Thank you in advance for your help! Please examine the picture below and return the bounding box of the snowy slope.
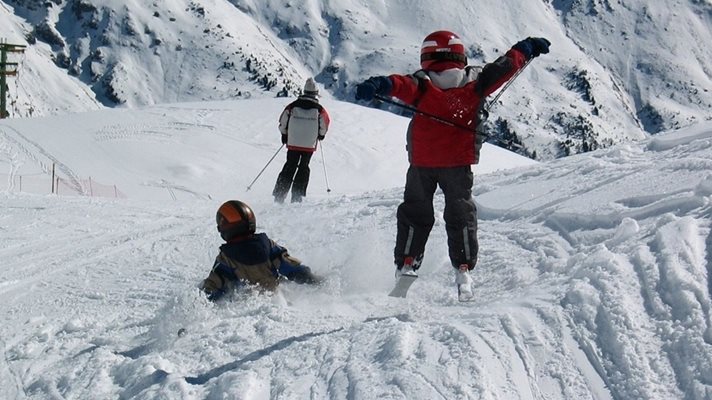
[0,98,534,201]
[1,100,710,399]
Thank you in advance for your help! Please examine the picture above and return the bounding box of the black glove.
[281,135,287,144]
[355,76,392,101]
[512,37,551,59]
[474,131,489,165]
[474,108,490,165]
[317,135,325,141]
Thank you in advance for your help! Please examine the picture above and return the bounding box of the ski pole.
[246,144,284,191]
[374,95,474,132]
[484,58,532,112]
[319,142,331,193]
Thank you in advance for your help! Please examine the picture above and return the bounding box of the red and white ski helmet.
[420,30,467,71]
[216,200,256,240]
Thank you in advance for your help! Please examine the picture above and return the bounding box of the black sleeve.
[473,55,516,96]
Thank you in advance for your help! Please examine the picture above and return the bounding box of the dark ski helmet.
[216,200,256,240]
[420,30,467,71]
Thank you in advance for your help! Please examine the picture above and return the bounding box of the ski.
[457,286,475,302]
[388,271,418,298]
[455,265,474,302]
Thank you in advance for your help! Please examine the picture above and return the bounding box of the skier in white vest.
[273,77,331,203]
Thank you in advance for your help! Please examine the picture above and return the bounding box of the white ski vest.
[285,107,319,149]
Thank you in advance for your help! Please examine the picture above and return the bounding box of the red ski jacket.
[388,48,528,167]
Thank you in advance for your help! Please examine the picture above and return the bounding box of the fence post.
[88,177,93,196]
[51,163,55,194]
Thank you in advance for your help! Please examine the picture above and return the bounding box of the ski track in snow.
[0,103,711,399]
[0,191,614,400]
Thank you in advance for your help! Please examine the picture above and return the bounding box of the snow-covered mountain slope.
[0,99,710,399]
[1,0,711,160]
[0,98,535,201]
[0,1,102,116]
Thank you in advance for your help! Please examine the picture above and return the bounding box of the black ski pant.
[394,165,478,270]
[273,150,312,202]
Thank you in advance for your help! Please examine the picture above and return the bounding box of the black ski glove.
[355,76,392,101]
[474,109,490,165]
[318,135,325,141]
[512,37,551,59]
[281,134,288,144]
[474,131,489,165]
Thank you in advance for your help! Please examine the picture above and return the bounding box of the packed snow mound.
[1,98,710,398]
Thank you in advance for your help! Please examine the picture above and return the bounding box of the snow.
[1,98,710,399]
[0,99,712,399]
[3,0,712,160]
[1,0,711,397]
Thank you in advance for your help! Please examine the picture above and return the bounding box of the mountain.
[1,0,711,160]
[1,98,711,399]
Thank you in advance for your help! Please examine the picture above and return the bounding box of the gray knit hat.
[303,77,319,97]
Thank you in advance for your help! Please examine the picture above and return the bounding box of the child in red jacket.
[355,32,550,299]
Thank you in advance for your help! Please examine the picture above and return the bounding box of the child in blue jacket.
[201,200,320,301]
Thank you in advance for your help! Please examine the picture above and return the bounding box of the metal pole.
[246,144,284,191]
[319,142,331,193]
[374,95,473,131]
[0,40,26,119]
[0,42,7,119]
[484,59,532,112]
